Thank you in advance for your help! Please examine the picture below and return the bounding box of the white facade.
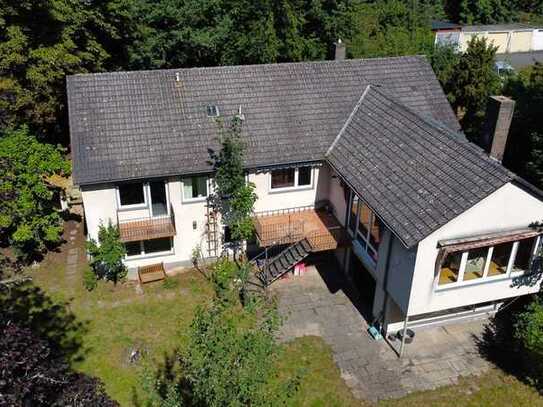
[82,164,543,329]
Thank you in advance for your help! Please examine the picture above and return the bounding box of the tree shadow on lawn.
[0,282,89,363]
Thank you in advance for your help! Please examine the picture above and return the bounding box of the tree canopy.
[0,126,70,259]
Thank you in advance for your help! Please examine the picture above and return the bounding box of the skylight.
[206,105,220,117]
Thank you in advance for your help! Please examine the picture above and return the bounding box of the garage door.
[533,30,543,51]
[487,32,509,53]
[510,31,532,53]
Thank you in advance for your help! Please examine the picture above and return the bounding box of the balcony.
[253,203,348,252]
[117,205,175,243]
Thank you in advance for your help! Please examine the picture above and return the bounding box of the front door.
[150,181,168,217]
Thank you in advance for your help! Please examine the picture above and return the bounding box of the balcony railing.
[253,203,348,251]
[117,205,175,242]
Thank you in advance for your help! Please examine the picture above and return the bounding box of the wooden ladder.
[206,203,219,258]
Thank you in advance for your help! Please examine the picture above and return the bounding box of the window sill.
[182,196,208,204]
[125,250,175,261]
[118,204,148,212]
[435,271,534,292]
[269,185,313,194]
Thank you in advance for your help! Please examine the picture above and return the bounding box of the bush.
[515,297,543,387]
[87,221,127,285]
[83,267,98,291]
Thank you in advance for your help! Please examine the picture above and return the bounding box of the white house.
[67,48,543,335]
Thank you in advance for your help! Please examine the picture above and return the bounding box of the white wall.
[249,166,328,213]
[81,165,337,275]
[408,182,543,316]
[81,185,117,241]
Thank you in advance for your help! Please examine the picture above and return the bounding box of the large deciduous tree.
[0,0,128,142]
[446,0,517,24]
[126,0,356,69]
[0,126,70,259]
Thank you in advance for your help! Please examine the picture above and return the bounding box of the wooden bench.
[138,262,166,284]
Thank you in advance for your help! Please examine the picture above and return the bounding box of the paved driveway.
[271,259,492,401]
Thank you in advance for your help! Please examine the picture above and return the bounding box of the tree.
[0,126,70,260]
[449,36,500,141]
[87,221,127,285]
[445,0,517,24]
[141,259,300,406]
[211,117,257,244]
[0,0,128,142]
[430,43,461,105]
[0,323,118,406]
[503,63,543,187]
[348,0,444,59]
[126,0,356,69]
[515,297,543,388]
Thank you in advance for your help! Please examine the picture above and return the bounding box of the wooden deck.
[254,208,348,251]
[119,216,175,242]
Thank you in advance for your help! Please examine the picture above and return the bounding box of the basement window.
[206,105,220,117]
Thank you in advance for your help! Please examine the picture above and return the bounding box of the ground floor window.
[346,190,384,263]
[438,235,541,287]
[125,237,173,258]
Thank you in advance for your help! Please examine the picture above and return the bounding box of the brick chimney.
[481,96,515,162]
[334,39,346,60]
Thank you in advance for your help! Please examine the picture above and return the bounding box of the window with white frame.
[182,176,208,201]
[124,237,173,258]
[437,235,541,287]
[270,166,313,190]
[118,182,146,207]
[347,191,383,263]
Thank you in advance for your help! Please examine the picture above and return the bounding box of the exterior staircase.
[256,238,313,286]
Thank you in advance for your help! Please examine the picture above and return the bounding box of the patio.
[271,256,493,401]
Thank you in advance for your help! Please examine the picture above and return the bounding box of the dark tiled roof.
[67,56,459,186]
[326,86,513,248]
[463,23,536,33]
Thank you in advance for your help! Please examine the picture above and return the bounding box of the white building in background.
[67,47,543,335]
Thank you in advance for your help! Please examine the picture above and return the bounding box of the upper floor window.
[183,176,208,201]
[270,166,313,190]
[437,235,541,288]
[118,182,145,207]
[347,191,383,264]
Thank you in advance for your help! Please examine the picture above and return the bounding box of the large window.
[270,167,313,190]
[118,183,145,207]
[438,236,540,288]
[183,176,208,201]
[347,191,383,263]
[125,238,173,258]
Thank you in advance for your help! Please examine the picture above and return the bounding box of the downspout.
[399,315,410,358]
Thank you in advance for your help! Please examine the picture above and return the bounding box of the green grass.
[30,228,543,406]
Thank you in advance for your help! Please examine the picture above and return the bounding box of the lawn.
[28,221,543,406]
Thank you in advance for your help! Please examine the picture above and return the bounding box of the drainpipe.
[399,315,410,358]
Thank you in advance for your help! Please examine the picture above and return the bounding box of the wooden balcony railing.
[118,206,175,242]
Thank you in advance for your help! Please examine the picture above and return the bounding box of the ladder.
[206,203,219,258]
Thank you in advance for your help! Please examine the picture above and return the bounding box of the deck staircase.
[255,238,313,286]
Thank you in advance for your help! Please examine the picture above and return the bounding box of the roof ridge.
[325,85,372,157]
[67,56,427,79]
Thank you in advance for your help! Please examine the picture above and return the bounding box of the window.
[270,167,313,190]
[464,247,488,281]
[125,241,142,257]
[298,166,312,186]
[347,190,382,263]
[439,252,462,285]
[144,238,173,254]
[118,183,145,207]
[223,226,233,244]
[206,105,219,117]
[512,237,537,274]
[183,176,208,200]
[271,168,295,189]
[125,238,173,258]
[437,235,541,288]
[488,242,513,276]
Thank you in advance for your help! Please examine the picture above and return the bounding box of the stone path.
[64,222,82,285]
[272,265,492,402]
